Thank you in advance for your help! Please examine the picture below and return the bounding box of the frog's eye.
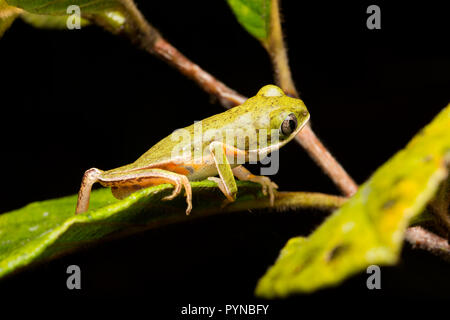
[280,113,298,136]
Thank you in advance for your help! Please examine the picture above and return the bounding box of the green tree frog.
[76,85,310,215]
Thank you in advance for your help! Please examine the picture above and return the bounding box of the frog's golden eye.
[280,113,298,136]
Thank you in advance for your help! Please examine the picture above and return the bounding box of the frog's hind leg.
[100,168,193,215]
[76,168,104,215]
[111,185,143,200]
[111,175,183,201]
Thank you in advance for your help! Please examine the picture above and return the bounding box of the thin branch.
[264,0,358,197]
[429,177,450,235]
[405,226,450,262]
[225,191,347,212]
[295,126,358,196]
[265,0,298,97]
[152,38,246,108]
[118,0,245,109]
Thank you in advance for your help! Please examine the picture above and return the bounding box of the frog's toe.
[260,182,268,196]
[180,175,192,215]
[268,188,277,206]
[162,182,182,201]
[185,199,192,215]
[251,176,278,206]
[161,176,192,215]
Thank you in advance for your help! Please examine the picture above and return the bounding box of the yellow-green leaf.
[256,103,450,298]
[227,0,271,43]
[5,0,120,15]
[0,180,343,279]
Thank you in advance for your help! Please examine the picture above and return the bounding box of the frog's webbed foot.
[162,181,182,201]
[232,166,278,206]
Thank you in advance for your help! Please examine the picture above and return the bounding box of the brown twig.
[264,0,358,197]
[295,126,358,196]
[429,177,450,235]
[264,0,298,97]
[152,38,246,108]
[118,0,245,109]
[405,226,450,262]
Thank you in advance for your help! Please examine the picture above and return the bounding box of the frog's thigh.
[99,168,193,215]
[232,165,279,205]
[208,141,245,202]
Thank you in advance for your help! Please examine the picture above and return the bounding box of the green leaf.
[0,0,21,38]
[20,11,90,28]
[6,0,126,33]
[0,180,343,279]
[256,103,450,298]
[227,0,271,43]
[5,0,120,15]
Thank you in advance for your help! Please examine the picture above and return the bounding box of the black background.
[0,0,449,315]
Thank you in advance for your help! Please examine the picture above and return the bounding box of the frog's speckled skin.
[75,85,310,215]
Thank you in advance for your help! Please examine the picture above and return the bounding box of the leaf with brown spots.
[256,103,450,298]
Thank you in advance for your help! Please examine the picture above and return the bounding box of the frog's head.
[249,85,310,151]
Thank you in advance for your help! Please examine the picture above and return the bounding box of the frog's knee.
[83,168,103,182]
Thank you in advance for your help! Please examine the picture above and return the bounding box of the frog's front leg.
[232,165,278,205]
[75,168,192,215]
[207,141,244,203]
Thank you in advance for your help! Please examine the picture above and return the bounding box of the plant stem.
[295,126,358,196]
[225,191,347,213]
[265,0,298,97]
[429,177,450,235]
[405,226,450,262]
[152,37,246,108]
[119,0,245,109]
[265,0,358,196]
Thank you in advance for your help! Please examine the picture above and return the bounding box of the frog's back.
[105,134,189,175]
[137,103,257,161]
[104,89,287,176]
